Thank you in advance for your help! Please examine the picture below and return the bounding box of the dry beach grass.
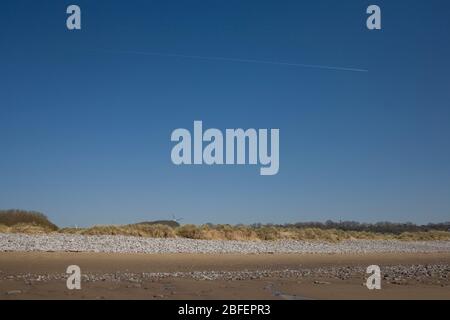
[1,210,450,242]
[0,223,448,242]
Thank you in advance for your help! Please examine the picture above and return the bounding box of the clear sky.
[1,1,449,227]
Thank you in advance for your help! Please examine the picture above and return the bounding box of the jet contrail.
[98,49,368,73]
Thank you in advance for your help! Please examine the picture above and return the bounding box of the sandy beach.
[1,251,449,300]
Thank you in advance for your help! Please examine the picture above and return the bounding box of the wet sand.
[1,252,449,300]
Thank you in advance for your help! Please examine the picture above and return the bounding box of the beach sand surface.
[0,252,449,300]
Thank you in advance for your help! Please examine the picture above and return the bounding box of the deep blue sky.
[1,1,449,226]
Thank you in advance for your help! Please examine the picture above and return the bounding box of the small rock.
[314,280,331,285]
[6,290,22,295]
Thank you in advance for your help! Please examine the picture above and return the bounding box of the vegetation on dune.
[396,231,450,241]
[0,223,56,234]
[176,224,259,241]
[0,210,58,231]
[277,220,450,235]
[134,220,181,228]
[56,224,450,242]
[60,224,176,238]
[0,209,449,241]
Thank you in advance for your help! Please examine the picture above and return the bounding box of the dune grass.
[0,223,57,234]
[55,224,450,242]
[0,210,58,231]
[2,222,449,242]
[0,210,449,242]
[59,224,177,238]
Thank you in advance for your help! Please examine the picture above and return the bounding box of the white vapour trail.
[99,49,368,73]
